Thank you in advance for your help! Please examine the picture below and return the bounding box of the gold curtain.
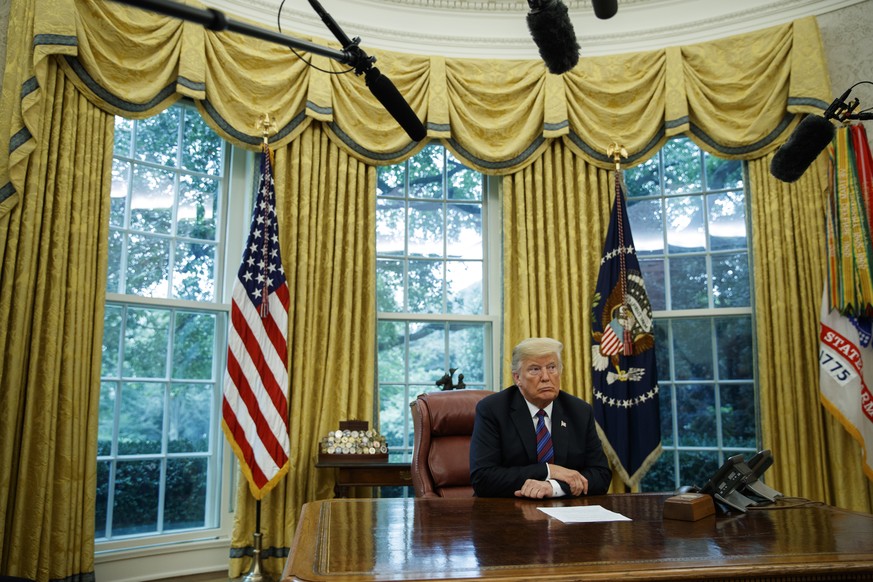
[0,63,112,579]
[749,156,873,512]
[2,0,871,579]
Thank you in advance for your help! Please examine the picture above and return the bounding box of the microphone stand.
[106,0,426,140]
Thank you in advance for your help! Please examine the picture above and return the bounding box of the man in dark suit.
[470,337,612,498]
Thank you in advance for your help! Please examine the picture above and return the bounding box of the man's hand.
[548,464,588,496]
[514,479,554,499]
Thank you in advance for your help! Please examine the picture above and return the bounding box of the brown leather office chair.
[409,389,492,498]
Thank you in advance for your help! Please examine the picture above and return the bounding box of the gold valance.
[0,0,831,216]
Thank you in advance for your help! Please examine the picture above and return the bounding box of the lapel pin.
[561,421,567,427]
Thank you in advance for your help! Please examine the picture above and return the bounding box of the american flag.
[222,146,291,499]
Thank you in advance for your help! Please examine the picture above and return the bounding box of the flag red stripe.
[226,343,289,469]
[230,301,288,418]
[222,397,270,488]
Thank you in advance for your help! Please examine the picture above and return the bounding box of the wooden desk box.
[663,492,716,521]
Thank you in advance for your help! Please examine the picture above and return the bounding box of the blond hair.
[511,337,563,373]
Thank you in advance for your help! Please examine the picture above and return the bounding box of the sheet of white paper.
[537,505,632,523]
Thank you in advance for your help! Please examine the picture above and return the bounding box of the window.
[624,138,758,491]
[97,103,246,544]
[375,145,500,465]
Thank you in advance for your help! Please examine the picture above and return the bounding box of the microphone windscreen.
[365,68,427,142]
[591,0,618,19]
[770,114,835,183]
[527,0,579,75]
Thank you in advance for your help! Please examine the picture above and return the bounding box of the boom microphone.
[365,68,427,142]
[769,113,835,183]
[527,0,580,75]
[592,0,618,19]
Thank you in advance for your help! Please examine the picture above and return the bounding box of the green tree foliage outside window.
[97,103,227,539]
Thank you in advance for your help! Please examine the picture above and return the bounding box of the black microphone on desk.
[526,0,580,75]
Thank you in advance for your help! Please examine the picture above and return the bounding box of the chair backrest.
[409,389,492,498]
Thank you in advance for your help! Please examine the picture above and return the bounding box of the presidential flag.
[223,145,291,499]
[591,179,661,488]
[820,124,873,482]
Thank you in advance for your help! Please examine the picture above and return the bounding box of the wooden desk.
[314,461,412,498]
[282,493,873,581]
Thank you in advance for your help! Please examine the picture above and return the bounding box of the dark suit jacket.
[469,386,612,497]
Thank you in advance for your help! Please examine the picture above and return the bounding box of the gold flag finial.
[257,114,274,145]
[607,142,628,172]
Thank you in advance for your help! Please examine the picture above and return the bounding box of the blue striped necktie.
[535,409,554,463]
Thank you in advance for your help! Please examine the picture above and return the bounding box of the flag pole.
[238,500,272,582]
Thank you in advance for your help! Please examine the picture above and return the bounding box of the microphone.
[592,0,618,19]
[769,113,835,183]
[527,0,580,75]
[365,68,427,142]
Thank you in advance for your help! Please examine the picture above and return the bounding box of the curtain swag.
[1,0,832,217]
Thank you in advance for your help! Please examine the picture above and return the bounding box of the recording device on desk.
[699,450,783,514]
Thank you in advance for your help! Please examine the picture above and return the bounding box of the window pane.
[111,159,129,227]
[114,117,133,157]
[678,450,718,489]
[658,383,674,446]
[164,458,207,530]
[112,460,160,536]
[676,384,716,446]
[627,198,663,255]
[671,318,713,381]
[669,255,708,309]
[447,153,482,201]
[705,153,743,191]
[95,460,110,538]
[379,383,407,458]
[408,201,443,257]
[377,321,407,383]
[123,307,170,378]
[640,258,666,311]
[181,108,223,175]
[448,324,486,384]
[125,233,170,298]
[130,165,174,235]
[720,383,756,448]
[716,316,754,379]
[118,382,165,455]
[106,230,123,294]
[408,322,445,384]
[172,312,216,380]
[136,108,179,166]
[177,174,219,240]
[376,259,404,312]
[640,450,676,492]
[168,383,212,453]
[164,457,208,530]
[102,306,123,376]
[446,260,483,314]
[446,203,482,259]
[663,139,701,193]
[407,260,442,313]
[173,241,216,301]
[98,382,117,456]
[624,157,660,198]
[377,164,405,197]
[666,196,704,253]
[408,145,444,199]
[654,320,670,382]
[712,252,750,308]
[707,191,746,251]
[376,198,406,255]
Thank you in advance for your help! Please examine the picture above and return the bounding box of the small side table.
[315,460,413,498]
